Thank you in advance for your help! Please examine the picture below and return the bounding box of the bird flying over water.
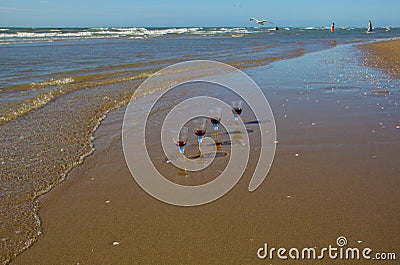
[250,18,273,25]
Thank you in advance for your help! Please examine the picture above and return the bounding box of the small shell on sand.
[112,241,120,246]
[294,153,299,157]
[105,200,111,204]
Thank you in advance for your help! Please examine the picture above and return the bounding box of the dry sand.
[13,41,400,264]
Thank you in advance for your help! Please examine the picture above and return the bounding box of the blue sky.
[0,0,399,27]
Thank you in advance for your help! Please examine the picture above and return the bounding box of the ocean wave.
[0,27,258,41]
[0,31,93,39]
[0,71,153,125]
[2,26,398,43]
[0,88,64,125]
[192,27,253,35]
[31,77,75,88]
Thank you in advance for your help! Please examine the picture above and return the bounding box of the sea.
[0,26,399,263]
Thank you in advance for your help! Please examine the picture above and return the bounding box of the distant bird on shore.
[250,18,273,25]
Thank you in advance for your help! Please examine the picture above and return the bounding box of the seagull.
[250,18,273,25]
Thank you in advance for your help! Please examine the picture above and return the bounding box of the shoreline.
[11,40,400,264]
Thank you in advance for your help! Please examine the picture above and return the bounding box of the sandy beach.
[361,38,400,79]
[10,39,400,264]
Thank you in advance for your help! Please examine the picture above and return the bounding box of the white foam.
[89,27,110,30]
[0,27,262,41]
[31,77,75,87]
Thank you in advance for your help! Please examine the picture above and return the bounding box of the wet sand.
[361,38,400,79]
[13,43,400,264]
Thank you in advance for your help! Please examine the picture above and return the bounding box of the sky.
[0,0,399,28]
